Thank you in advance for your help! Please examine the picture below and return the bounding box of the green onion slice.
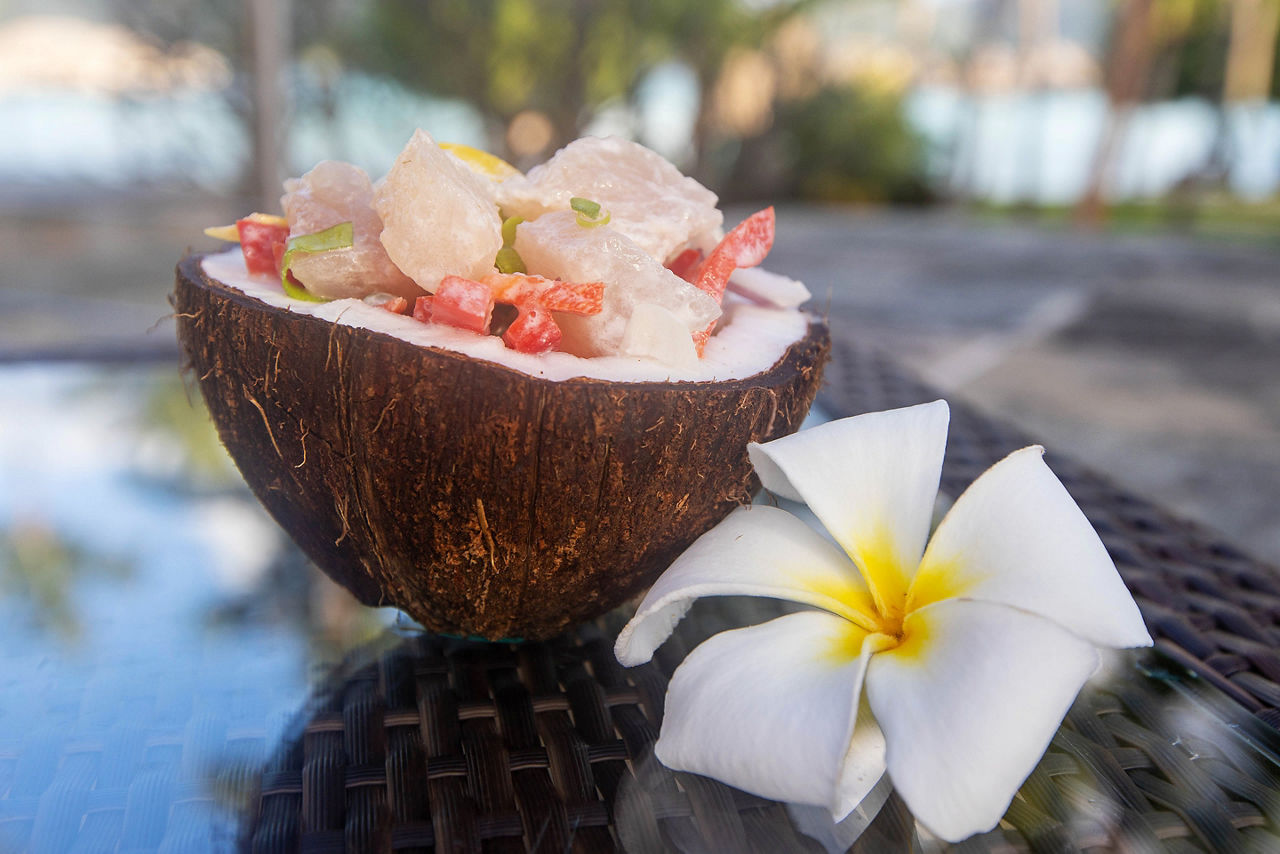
[495,246,525,275]
[280,221,354,301]
[570,196,610,228]
[501,214,524,246]
[496,215,526,274]
[570,197,600,218]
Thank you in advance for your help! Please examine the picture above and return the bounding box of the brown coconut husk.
[174,253,829,640]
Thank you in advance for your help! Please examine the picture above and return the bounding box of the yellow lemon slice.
[439,142,521,181]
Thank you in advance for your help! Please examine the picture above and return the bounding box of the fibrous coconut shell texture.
[174,254,829,640]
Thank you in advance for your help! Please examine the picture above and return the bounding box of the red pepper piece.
[236,218,290,276]
[481,273,604,316]
[482,272,543,304]
[666,248,703,283]
[537,280,604,316]
[694,207,775,302]
[503,305,562,354]
[477,273,603,353]
[378,296,409,315]
[413,295,434,323]
[430,275,494,334]
[692,326,712,357]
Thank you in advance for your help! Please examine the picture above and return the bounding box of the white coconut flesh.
[202,249,813,384]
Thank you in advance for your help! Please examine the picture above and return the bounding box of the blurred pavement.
[3,196,1277,566]
[769,207,1280,567]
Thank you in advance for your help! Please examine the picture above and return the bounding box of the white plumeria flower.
[615,400,1152,843]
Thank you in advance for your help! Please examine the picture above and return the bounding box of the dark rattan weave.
[234,608,1280,853]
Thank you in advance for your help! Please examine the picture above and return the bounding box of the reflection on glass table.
[2,360,1280,852]
[0,364,397,850]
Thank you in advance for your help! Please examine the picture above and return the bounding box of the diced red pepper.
[406,272,601,352]
[413,295,434,323]
[537,280,604,315]
[665,248,703,283]
[694,207,775,302]
[481,273,604,317]
[503,306,562,354]
[430,276,494,334]
[692,325,712,357]
[482,272,545,305]
[474,272,604,354]
[236,218,290,276]
[377,296,409,315]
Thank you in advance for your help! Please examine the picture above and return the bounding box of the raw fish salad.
[205,131,812,372]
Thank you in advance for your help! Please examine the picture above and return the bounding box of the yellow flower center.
[819,529,960,665]
[874,608,906,642]
[823,591,926,665]
[819,573,910,663]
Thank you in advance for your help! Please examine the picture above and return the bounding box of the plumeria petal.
[615,505,875,666]
[655,611,882,809]
[833,697,887,820]
[910,446,1152,649]
[865,599,1099,842]
[748,401,949,617]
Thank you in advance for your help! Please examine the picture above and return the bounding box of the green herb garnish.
[496,215,526,274]
[570,196,610,228]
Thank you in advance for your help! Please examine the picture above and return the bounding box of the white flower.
[615,400,1151,842]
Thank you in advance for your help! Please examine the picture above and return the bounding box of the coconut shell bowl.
[174,254,829,640]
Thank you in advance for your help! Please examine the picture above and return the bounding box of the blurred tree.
[1273,3,1280,95]
[1078,0,1280,225]
[347,0,640,162]
[1077,0,1158,226]
[108,0,344,69]
[1149,0,1234,211]
[1223,0,1280,101]
[344,0,817,178]
[1153,0,1230,99]
[740,83,930,204]
[644,0,822,184]
[107,0,346,208]
[103,0,934,203]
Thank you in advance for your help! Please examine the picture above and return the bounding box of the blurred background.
[0,0,1277,676]
[0,2,1275,844]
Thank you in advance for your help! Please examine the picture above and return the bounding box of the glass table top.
[1,362,409,847]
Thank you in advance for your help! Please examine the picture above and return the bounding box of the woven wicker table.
[5,335,1280,853]
[235,333,1280,853]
